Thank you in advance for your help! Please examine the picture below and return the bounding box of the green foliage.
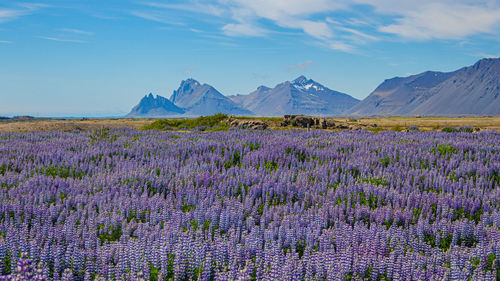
[89,128,118,145]
[433,144,457,156]
[224,150,241,169]
[486,253,496,271]
[59,192,67,202]
[149,264,160,281]
[285,147,308,163]
[263,160,279,172]
[39,165,85,179]
[165,254,175,280]
[0,163,7,176]
[359,177,388,186]
[202,219,211,231]
[441,126,474,133]
[190,219,199,231]
[257,203,264,216]
[296,239,306,258]
[382,219,393,230]
[97,224,122,244]
[182,204,195,213]
[368,194,378,210]
[244,142,260,151]
[2,251,12,274]
[142,113,228,131]
[379,156,391,167]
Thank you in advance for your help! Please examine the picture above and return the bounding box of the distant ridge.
[229,76,359,116]
[347,58,500,116]
[127,93,184,117]
[127,58,500,118]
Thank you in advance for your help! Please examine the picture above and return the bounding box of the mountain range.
[127,57,500,117]
[347,58,500,116]
[229,76,359,116]
[127,76,358,117]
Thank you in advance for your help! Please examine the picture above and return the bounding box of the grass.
[142,113,229,131]
[0,116,499,133]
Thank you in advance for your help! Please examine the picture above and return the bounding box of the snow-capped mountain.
[230,76,359,116]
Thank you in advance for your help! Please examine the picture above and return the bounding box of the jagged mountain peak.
[142,93,163,100]
[293,75,309,84]
[169,79,253,116]
[181,78,201,86]
[290,76,326,92]
[127,92,184,117]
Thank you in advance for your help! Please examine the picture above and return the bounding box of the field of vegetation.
[0,115,499,133]
[0,127,498,280]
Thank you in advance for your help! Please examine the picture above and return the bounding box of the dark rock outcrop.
[226,119,268,130]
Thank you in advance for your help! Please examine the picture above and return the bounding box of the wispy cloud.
[59,28,93,35]
[378,3,500,40]
[354,0,500,40]
[222,23,267,37]
[326,41,355,52]
[0,40,12,44]
[142,2,225,17]
[477,53,500,59]
[286,60,314,71]
[0,8,28,23]
[38,36,86,43]
[0,3,47,23]
[131,11,185,25]
[135,0,500,52]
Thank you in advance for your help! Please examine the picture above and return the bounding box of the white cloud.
[286,60,315,71]
[379,3,500,40]
[327,41,354,52]
[297,20,333,39]
[0,3,46,23]
[0,8,27,23]
[222,22,267,36]
[131,11,185,25]
[0,40,12,43]
[59,28,93,35]
[354,0,500,40]
[137,0,500,52]
[38,36,86,43]
[477,52,500,59]
[143,1,225,17]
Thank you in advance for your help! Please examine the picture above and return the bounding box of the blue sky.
[1,0,500,117]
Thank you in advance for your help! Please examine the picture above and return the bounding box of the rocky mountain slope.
[347,58,500,116]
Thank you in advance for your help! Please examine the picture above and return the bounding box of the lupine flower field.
[0,128,499,280]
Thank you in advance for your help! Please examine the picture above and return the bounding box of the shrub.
[142,113,228,131]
